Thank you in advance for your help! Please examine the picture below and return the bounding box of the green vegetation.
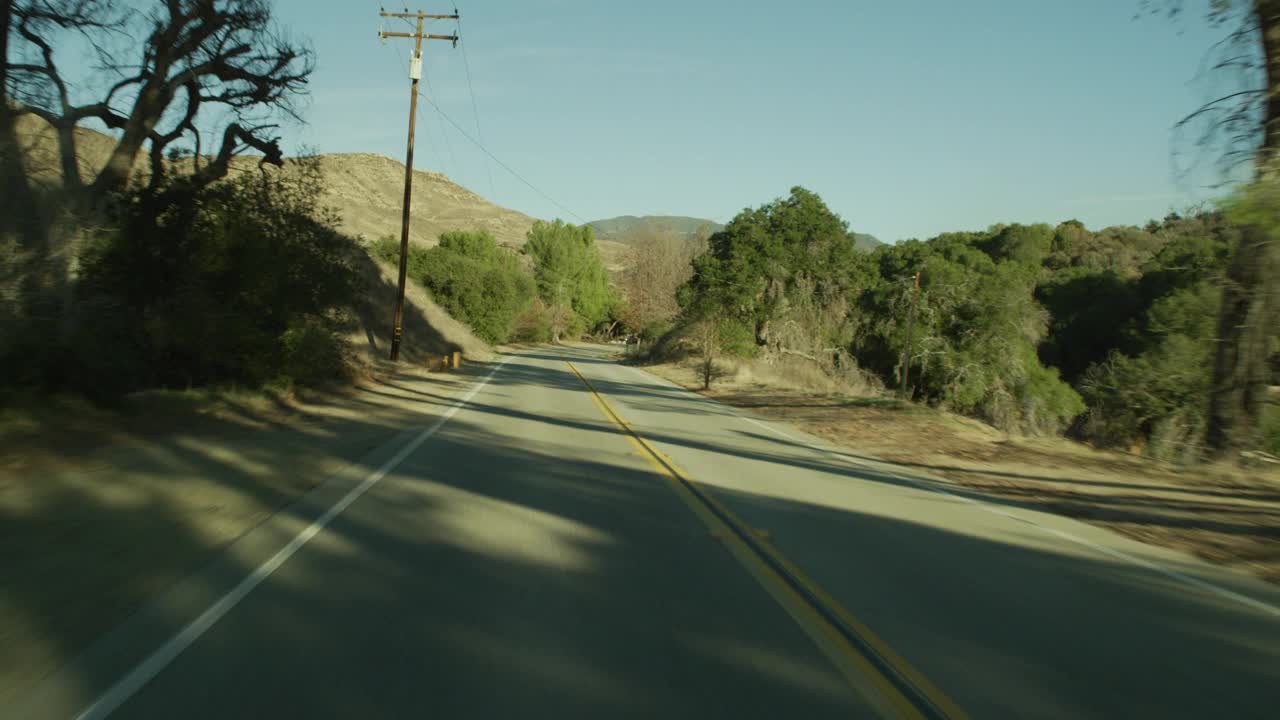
[377,220,618,345]
[1,0,352,400]
[1,159,364,399]
[373,230,534,345]
[524,220,620,341]
[1265,401,1280,455]
[662,185,1276,458]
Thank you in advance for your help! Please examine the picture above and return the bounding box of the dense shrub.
[510,297,555,342]
[374,230,535,344]
[1,158,364,397]
[1264,403,1280,455]
[1072,245,1229,458]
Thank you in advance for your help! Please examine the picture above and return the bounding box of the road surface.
[12,346,1280,718]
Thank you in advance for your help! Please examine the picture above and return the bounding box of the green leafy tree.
[1147,0,1280,455]
[1080,282,1221,460]
[978,223,1054,267]
[856,234,1084,434]
[524,219,618,341]
[439,229,501,261]
[679,186,872,364]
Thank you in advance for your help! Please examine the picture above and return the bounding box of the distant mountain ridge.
[853,233,884,251]
[588,215,723,243]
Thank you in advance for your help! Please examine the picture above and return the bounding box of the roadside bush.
[67,158,364,394]
[510,297,554,342]
[374,230,535,345]
[856,240,1083,434]
[279,314,352,386]
[1077,282,1219,459]
[1264,403,1280,455]
[1018,356,1087,436]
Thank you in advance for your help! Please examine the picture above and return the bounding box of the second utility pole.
[379,8,458,361]
[899,270,921,400]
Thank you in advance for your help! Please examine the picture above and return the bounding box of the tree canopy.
[524,219,618,340]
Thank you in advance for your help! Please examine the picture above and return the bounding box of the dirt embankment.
[642,358,1280,586]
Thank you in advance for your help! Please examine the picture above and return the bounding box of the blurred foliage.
[1265,402,1280,455]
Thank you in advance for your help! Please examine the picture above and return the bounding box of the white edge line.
[626,364,1280,619]
[73,356,514,720]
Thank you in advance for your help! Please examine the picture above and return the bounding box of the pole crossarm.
[379,31,459,42]
[380,11,458,19]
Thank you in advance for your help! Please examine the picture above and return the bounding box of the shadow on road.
[3,346,1279,718]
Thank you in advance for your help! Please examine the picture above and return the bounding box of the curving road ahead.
[14,346,1280,719]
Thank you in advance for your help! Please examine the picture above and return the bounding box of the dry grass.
[14,115,543,250]
[301,153,538,249]
[643,357,1280,585]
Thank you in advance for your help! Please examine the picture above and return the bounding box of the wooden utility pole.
[899,271,921,400]
[379,8,459,361]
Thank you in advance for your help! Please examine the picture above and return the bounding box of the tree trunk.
[1206,0,1280,457]
[0,0,36,242]
[0,1,52,304]
[1208,225,1280,453]
[90,80,170,198]
[702,320,715,390]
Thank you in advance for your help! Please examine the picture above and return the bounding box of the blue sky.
[271,0,1236,242]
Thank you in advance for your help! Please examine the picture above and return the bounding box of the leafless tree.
[2,0,313,210]
[618,222,704,339]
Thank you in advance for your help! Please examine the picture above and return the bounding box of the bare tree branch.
[3,0,312,203]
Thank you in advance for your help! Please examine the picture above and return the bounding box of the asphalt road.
[17,346,1280,718]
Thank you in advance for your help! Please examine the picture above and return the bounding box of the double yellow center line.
[565,360,967,720]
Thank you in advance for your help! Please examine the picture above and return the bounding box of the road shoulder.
[635,357,1280,587]
[0,360,499,710]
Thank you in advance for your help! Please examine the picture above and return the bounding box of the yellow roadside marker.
[565,360,968,720]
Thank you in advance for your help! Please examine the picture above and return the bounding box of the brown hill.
[10,115,499,362]
[303,153,538,249]
[11,113,118,185]
[13,115,538,249]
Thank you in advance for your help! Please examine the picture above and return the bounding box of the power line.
[454,5,496,200]
[421,89,587,224]
[420,53,464,188]
[381,3,586,225]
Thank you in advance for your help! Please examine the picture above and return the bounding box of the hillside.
[13,115,539,250]
[304,153,537,249]
[12,113,118,185]
[853,232,884,251]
